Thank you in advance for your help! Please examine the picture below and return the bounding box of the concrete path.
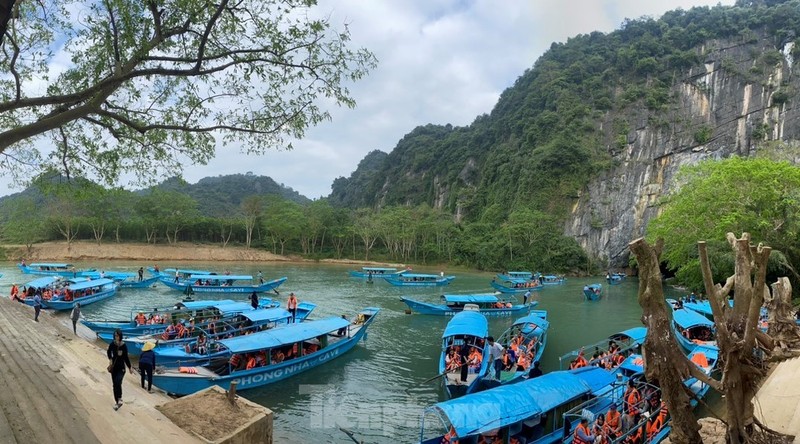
[0,297,100,444]
[754,355,800,443]
[0,296,200,444]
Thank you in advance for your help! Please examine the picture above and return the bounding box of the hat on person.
[142,341,156,352]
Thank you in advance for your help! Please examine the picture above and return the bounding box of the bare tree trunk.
[629,237,703,444]
[767,278,800,352]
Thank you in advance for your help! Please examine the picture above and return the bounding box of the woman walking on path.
[33,293,42,322]
[138,342,156,392]
[107,329,133,411]
[70,303,81,335]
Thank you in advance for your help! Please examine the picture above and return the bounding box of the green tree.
[241,196,263,249]
[352,208,379,261]
[262,197,305,255]
[647,157,800,288]
[162,192,199,245]
[0,0,376,184]
[2,197,47,254]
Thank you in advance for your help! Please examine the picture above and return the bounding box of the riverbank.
[0,295,200,443]
[4,240,405,267]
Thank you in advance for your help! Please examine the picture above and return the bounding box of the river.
[1,261,689,443]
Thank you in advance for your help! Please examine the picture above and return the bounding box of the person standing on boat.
[257,271,264,285]
[174,270,180,283]
[250,291,259,310]
[487,336,505,380]
[287,293,298,323]
[32,292,42,322]
[70,303,81,335]
[107,329,133,411]
[137,267,144,282]
[523,289,531,305]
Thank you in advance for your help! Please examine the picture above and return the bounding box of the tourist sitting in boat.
[604,402,622,440]
[162,321,178,340]
[272,349,285,363]
[569,348,587,369]
[445,349,460,372]
[135,312,147,326]
[593,413,608,444]
[196,333,207,355]
[574,417,595,444]
[646,401,669,440]
[229,353,244,371]
[467,347,482,373]
[256,350,267,367]
[623,380,642,415]
[516,351,530,371]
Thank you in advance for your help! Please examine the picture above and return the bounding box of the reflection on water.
[0,261,686,443]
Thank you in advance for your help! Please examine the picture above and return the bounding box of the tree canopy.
[647,156,800,288]
[0,0,376,185]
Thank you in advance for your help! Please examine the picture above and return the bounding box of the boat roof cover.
[429,367,614,438]
[25,276,60,288]
[442,294,499,304]
[221,317,350,353]
[68,278,115,290]
[189,274,253,281]
[29,263,72,267]
[499,277,530,284]
[398,273,440,278]
[442,311,489,338]
[215,302,259,314]
[543,275,560,279]
[164,268,211,275]
[361,267,397,271]
[672,308,715,329]
[82,271,134,278]
[512,314,550,331]
[615,327,648,343]
[240,308,292,322]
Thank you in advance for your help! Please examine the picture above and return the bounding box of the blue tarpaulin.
[442,311,489,338]
[220,317,351,353]
[442,294,499,304]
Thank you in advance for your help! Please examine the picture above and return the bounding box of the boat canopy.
[499,277,530,284]
[82,271,135,279]
[240,308,292,322]
[512,314,550,332]
[164,268,211,275]
[361,267,397,272]
[441,294,499,304]
[427,367,614,438]
[614,327,648,343]
[68,278,115,290]
[442,311,489,338]
[220,317,350,353]
[543,275,559,279]
[215,302,260,314]
[29,263,72,268]
[25,277,60,288]
[189,274,253,281]
[673,308,715,329]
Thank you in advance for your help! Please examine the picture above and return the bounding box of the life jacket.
[246,356,257,370]
[573,422,592,444]
[605,409,621,435]
[135,314,147,325]
[178,366,198,374]
[570,355,588,369]
[230,354,241,367]
[516,354,529,370]
[625,425,643,444]
[691,352,709,368]
[624,387,641,414]
[647,409,666,440]
[441,426,459,444]
[161,325,176,340]
[10,285,18,297]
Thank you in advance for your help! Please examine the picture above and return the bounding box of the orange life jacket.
[441,426,459,444]
[230,354,241,367]
[605,409,621,435]
[135,314,147,325]
[625,425,643,444]
[573,423,592,444]
[624,387,641,414]
[246,356,257,370]
[570,355,588,369]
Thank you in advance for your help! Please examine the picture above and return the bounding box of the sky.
[2,0,736,199]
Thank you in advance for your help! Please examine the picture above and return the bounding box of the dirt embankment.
[5,240,404,267]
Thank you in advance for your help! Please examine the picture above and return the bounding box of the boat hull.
[43,288,117,311]
[152,315,376,395]
[384,276,454,287]
[401,297,535,316]
[120,276,160,288]
[489,281,542,294]
[160,277,287,293]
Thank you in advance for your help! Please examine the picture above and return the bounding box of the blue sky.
[1,0,735,199]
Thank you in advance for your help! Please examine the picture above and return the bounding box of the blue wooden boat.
[120,275,161,288]
[383,273,454,287]
[495,271,540,281]
[160,273,287,294]
[583,283,603,301]
[559,327,647,370]
[78,270,160,289]
[419,366,615,444]
[541,274,565,285]
[121,303,316,359]
[83,298,281,338]
[348,267,405,278]
[42,278,117,311]
[18,262,88,277]
[607,272,626,285]
[152,308,380,396]
[439,311,490,398]
[401,294,536,317]
[490,276,543,294]
[668,299,717,353]
[495,311,549,383]
[18,276,69,306]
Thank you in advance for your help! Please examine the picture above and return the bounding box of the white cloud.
[2,0,735,199]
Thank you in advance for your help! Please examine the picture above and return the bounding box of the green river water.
[1,261,693,443]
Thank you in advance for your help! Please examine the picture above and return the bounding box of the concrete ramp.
[754,356,800,442]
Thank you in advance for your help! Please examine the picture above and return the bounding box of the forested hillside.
[330,0,800,265]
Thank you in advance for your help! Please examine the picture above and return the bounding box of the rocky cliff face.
[568,37,798,266]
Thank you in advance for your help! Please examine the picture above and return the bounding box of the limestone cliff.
[569,37,798,266]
